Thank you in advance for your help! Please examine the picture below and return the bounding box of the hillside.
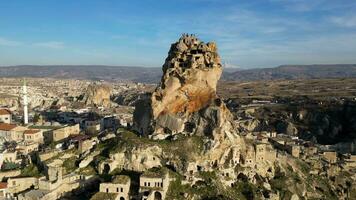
[0,65,162,83]
[1,64,356,83]
[224,64,356,81]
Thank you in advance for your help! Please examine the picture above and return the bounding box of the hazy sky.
[1,0,356,68]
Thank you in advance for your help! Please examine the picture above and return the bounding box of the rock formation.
[82,83,112,107]
[133,34,236,140]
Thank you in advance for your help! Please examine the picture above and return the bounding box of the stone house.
[101,116,120,131]
[322,151,337,164]
[0,109,11,124]
[219,167,236,187]
[99,175,131,200]
[286,145,300,158]
[7,177,38,194]
[344,155,356,168]
[0,123,17,141]
[139,170,170,200]
[19,173,86,200]
[24,129,44,144]
[84,120,101,134]
[0,182,9,199]
[42,124,80,143]
[253,142,276,177]
[16,142,39,155]
[269,137,300,158]
[266,131,277,138]
[183,162,199,184]
[10,126,28,142]
[304,146,318,156]
[243,145,256,168]
[0,123,35,143]
[20,159,91,200]
[255,142,266,163]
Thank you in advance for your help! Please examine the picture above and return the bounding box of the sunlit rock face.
[133,34,236,140]
[82,83,112,107]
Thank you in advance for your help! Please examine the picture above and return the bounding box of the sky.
[0,0,356,68]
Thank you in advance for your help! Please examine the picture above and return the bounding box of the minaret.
[23,79,29,125]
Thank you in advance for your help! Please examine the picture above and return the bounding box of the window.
[117,188,119,192]
[144,182,147,187]
[121,188,123,192]
[148,182,150,187]
[106,188,109,193]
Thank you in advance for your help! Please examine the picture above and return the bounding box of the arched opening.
[103,164,110,174]
[120,197,125,200]
[215,98,222,106]
[237,173,248,182]
[197,165,202,171]
[184,122,195,133]
[154,191,162,200]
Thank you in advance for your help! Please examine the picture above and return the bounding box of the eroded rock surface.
[82,83,112,107]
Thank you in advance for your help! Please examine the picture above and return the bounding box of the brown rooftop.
[69,134,90,141]
[0,109,11,115]
[0,182,7,189]
[24,129,41,135]
[0,123,16,131]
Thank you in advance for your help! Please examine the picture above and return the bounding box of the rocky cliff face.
[95,35,355,200]
[82,83,112,107]
[133,34,236,140]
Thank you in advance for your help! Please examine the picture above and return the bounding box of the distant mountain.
[1,64,356,83]
[224,64,356,81]
[0,65,162,83]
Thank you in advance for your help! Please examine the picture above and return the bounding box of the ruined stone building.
[98,175,131,200]
[139,170,170,200]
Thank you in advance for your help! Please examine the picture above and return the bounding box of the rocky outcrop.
[133,34,236,141]
[82,83,112,107]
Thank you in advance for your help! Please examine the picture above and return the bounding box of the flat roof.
[112,175,130,184]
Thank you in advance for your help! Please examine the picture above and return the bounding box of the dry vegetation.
[218,78,356,101]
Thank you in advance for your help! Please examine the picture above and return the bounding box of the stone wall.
[7,177,38,194]
[0,170,21,181]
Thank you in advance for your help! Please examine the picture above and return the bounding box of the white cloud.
[270,0,356,12]
[0,37,22,46]
[330,15,356,28]
[220,32,356,67]
[269,0,322,12]
[111,35,126,40]
[33,41,65,49]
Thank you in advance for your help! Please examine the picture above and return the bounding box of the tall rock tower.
[133,34,237,141]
